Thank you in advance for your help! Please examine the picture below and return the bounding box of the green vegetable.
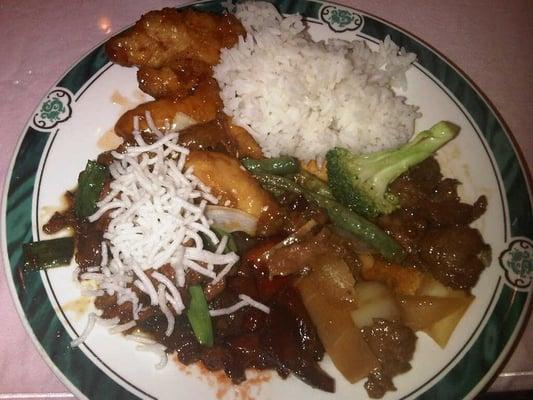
[75,160,108,218]
[254,174,405,262]
[308,192,404,262]
[241,156,299,175]
[254,173,303,195]
[23,237,75,272]
[187,285,214,346]
[326,121,459,218]
[200,227,238,254]
[293,171,334,199]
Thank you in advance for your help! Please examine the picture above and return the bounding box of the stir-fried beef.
[43,192,76,234]
[362,319,416,399]
[378,157,490,290]
[89,235,332,389]
[419,226,489,290]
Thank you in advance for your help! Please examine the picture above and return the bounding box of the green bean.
[254,173,303,194]
[253,173,405,262]
[292,171,334,199]
[306,192,405,262]
[241,156,299,175]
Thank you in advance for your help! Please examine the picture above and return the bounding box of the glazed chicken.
[106,8,245,69]
[137,58,213,100]
[106,8,245,100]
[113,78,262,159]
[114,78,222,137]
[107,8,261,159]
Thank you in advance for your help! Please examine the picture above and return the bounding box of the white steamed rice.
[214,1,419,161]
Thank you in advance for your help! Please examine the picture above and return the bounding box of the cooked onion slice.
[205,205,258,236]
[397,295,468,331]
[296,257,379,383]
[351,281,400,328]
[424,295,473,348]
[414,276,474,347]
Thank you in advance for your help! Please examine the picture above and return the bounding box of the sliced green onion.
[187,285,213,346]
[75,160,107,218]
[22,237,75,272]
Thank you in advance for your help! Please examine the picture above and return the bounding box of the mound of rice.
[214,1,419,161]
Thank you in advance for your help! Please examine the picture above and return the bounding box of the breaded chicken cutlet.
[106,8,245,99]
[106,7,262,159]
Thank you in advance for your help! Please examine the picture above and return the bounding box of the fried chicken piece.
[114,78,222,138]
[179,117,238,155]
[115,76,263,159]
[137,58,213,100]
[222,116,264,159]
[106,8,245,69]
[185,151,281,220]
[177,115,264,159]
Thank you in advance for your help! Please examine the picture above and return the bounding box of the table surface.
[1,0,532,398]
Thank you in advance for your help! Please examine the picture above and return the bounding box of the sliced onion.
[308,254,357,309]
[398,294,468,331]
[351,281,400,328]
[205,205,258,236]
[296,263,379,383]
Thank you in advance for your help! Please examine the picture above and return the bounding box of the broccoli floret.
[326,121,459,219]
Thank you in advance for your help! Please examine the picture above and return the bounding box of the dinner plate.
[2,0,532,399]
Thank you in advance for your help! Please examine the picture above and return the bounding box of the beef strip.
[379,157,490,290]
[362,319,417,399]
[419,226,490,289]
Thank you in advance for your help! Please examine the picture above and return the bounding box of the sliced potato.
[360,258,474,347]
[415,276,474,347]
[416,275,468,298]
[309,254,357,310]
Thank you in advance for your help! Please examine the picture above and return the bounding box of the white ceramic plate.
[3,1,533,399]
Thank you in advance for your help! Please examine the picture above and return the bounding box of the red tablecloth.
[1,0,532,398]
